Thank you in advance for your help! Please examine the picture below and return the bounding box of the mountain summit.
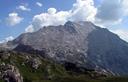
[6,21,128,75]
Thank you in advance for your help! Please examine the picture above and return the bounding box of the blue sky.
[0,0,76,41]
[0,0,128,42]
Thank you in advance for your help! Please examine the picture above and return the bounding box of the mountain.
[6,21,128,75]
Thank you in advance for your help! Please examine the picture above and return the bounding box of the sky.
[0,0,128,43]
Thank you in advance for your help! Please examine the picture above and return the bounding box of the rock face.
[0,63,23,82]
[7,21,128,75]
[26,57,42,69]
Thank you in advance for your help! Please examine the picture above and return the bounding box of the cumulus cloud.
[25,25,34,33]
[47,8,57,14]
[96,0,122,24]
[0,36,14,43]
[96,0,128,25]
[70,0,97,21]
[26,0,97,31]
[6,12,23,26]
[17,5,31,11]
[32,9,70,31]
[111,29,128,42]
[36,2,42,7]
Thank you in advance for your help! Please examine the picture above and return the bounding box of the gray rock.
[0,64,23,82]
[27,57,41,69]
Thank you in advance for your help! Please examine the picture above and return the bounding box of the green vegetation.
[0,50,128,82]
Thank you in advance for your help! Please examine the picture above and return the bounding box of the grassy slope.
[0,51,128,82]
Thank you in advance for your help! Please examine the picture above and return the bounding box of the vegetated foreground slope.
[0,49,128,82]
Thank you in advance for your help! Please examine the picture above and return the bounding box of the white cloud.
[32,9,70,31]
[96,0,122,24]
[0,36,14,43]
[96,0,128,25]
[122,0,128,16]
[5,36,14,42]
[17,5,31,11]
[26,0,97,31]
[6,12,23,26]
[111,29,128,42]
[70,0,97,22]
[47,8,57,14]
[36,2,42,7]
[25,25,34,33]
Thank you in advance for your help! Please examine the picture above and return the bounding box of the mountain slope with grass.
[0,48,111,82]
[0,49,128,82]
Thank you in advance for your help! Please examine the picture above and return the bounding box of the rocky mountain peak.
[3,21,128,75]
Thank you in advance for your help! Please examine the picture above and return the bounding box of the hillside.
[0,49,128,82]
[1,49,128,82]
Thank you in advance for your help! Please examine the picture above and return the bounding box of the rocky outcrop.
[0,63,23,82]
[26,57,41,69]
